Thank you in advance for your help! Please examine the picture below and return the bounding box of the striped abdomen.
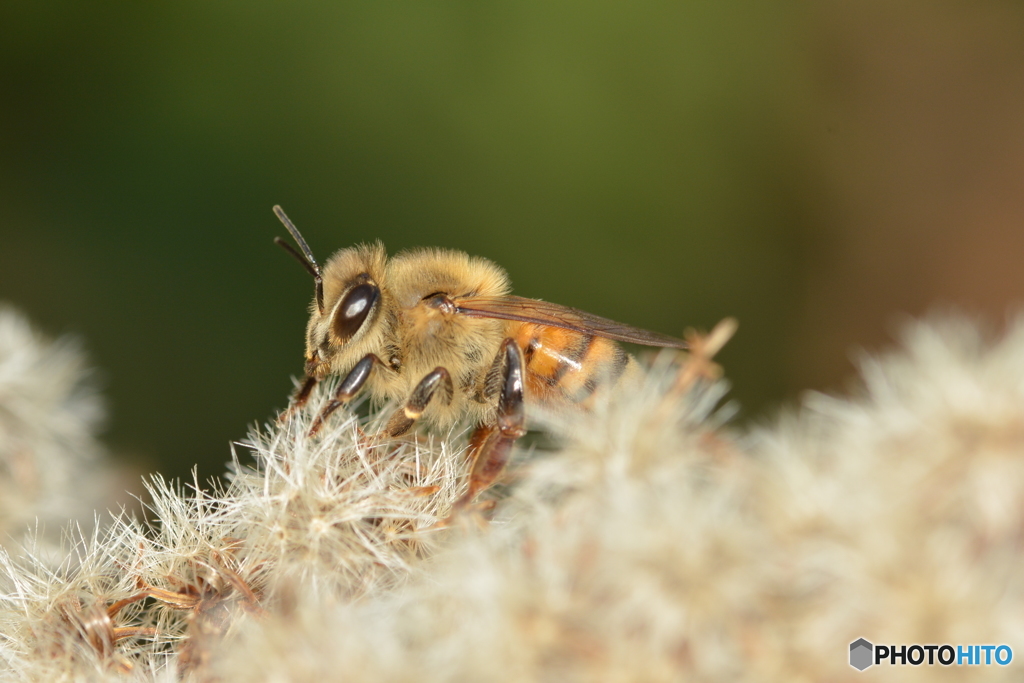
[513,323,633,410]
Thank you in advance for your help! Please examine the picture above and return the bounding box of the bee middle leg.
[455,338,526,509]
[385,367,455,437]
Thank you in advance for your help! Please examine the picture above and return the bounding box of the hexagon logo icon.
[850,638,873,671]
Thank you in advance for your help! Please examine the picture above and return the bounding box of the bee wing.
[455,295,688,349]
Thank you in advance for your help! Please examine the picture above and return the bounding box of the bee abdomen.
[516,325,631,409]
[566,339,630,403]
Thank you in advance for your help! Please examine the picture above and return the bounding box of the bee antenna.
[273,205,325,313]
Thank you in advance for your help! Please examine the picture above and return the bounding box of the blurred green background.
[3,1,1024,486]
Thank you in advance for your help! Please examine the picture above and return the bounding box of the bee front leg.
[455,338,526,509]
[385,367,454,437]
[277,375,320,424]
[308,353,383,436]
[292,375,319,407]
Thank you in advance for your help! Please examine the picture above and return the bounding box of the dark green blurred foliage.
[19,1,1021,484]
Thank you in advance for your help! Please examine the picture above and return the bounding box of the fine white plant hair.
[0,305,110,553]
[4,308,1024,681]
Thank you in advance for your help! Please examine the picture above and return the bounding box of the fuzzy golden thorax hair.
[303,243,511,427]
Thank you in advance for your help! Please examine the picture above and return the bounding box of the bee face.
[304,242,391,378]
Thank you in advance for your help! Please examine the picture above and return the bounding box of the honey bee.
[272,205,688,508]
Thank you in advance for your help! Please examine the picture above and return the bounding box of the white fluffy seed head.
[215,315,1024,682]
[8,311,1024,681]
[225,383,469,600]
[0,306,110,549]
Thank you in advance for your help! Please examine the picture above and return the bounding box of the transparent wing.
[455,295,688,349]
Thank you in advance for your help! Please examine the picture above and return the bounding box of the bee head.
[306,243,389,376]
[274,207,390,378]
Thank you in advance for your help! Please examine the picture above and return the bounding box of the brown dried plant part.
[649,317,737,423]
[675,317,738,391]
[139,546,264,675]
[55,592,154,673]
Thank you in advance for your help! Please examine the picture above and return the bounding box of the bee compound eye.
[331,283,379,343]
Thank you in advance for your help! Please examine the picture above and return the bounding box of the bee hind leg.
[308,353,383,436]
[385,367,455,437]
[454,338,526,511]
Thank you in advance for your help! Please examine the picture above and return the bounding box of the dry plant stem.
[676,316,738,390]
[58,592,155,674]
[127,542,266,676]
[649,316,737,425]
